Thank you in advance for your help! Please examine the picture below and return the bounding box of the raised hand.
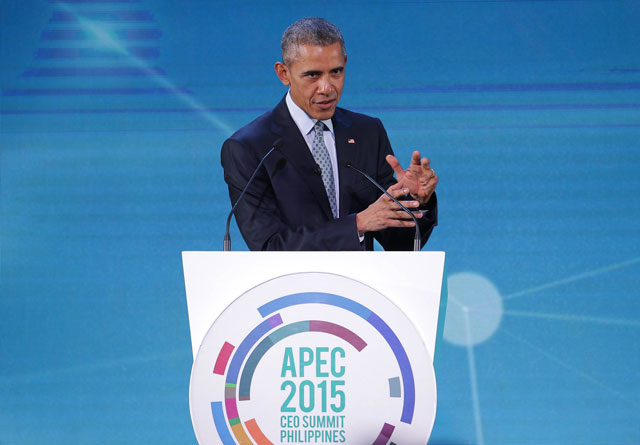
[386,151,438,205]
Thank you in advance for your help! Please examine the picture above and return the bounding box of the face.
[275,42,347,121]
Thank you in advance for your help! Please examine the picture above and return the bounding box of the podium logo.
[189,273,437,444]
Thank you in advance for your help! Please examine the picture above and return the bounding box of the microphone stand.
[224,141,280,251]
[347,163,422,252]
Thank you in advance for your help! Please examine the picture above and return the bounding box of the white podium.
[183,251,446,444]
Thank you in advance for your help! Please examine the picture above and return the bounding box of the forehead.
[289,42,345,69]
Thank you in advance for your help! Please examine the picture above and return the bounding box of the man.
[221,17,438,251]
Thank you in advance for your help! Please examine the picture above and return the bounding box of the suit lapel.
[271,97,334,219]
[333,108,356,217]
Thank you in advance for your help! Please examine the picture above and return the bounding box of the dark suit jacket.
[221,96,437,251]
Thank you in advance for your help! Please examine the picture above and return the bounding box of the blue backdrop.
[1,0,639,443]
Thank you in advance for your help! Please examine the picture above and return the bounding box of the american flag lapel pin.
[347,138,355,144]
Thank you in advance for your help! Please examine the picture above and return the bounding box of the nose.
[317,75,332,95]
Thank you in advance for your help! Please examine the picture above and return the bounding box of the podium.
[183,251,446,444]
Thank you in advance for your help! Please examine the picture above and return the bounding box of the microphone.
[224,138,282,251]
[346,162,421,252]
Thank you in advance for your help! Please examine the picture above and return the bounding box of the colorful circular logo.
[190,272,436,444]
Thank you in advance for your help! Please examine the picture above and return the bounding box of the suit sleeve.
[368,118,438,251]
[221,137,364,251]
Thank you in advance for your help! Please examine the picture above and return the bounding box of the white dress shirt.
[285,91,340,212]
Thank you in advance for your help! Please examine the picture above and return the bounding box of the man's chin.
[310,107,336,121]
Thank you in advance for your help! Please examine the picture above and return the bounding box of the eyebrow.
[301,66,344,76]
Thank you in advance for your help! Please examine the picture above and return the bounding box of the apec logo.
[189,273,437,444]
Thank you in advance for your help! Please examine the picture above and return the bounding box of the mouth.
[312,98,336,110]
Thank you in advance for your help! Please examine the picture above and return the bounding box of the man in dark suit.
[221,17,438,251]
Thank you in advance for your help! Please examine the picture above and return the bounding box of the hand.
[356,183,423,234]
[386,151,438,205]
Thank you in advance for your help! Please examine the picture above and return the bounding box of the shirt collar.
[286,90,334,136]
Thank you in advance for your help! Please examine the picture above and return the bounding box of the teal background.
[1,0,639,443]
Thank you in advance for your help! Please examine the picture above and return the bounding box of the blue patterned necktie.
[312,120,338,218]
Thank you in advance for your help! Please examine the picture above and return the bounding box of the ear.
[274,62,290,86]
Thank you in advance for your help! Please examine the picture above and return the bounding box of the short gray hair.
[281,17,346,65]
